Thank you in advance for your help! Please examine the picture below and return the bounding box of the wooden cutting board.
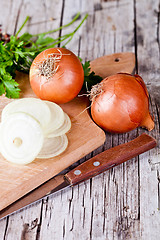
[0,52,135,211]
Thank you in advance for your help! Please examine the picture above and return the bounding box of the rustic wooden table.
[0,0,160,239]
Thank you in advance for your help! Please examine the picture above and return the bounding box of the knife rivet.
[93,161,100,167]
[74,170,81,175]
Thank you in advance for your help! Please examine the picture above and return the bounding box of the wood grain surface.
[0,0,159,240]
[90,52,135,78]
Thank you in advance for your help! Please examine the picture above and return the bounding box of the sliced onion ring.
[0,112,44,165]
[1,98,51,129]
[43,101,65,134]
[37,135,68,159]
[46,113,71,138]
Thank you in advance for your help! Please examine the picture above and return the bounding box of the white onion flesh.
[43,101,65,135]
[47,113,71,137]
[0,113,44,165]
[0,98,71,165]
[37,135,68,159]
[1,98,51,129]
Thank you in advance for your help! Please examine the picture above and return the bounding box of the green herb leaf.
[35,34,55,46]
[2,78,20,98]
[82,61,103,90]
[19,32,33,42]
[0,82,5,95]
[82,61,91,76]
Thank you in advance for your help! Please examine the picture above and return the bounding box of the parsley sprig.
[0,13,88,98]
[82,61,103,90]
[0,13,102,99]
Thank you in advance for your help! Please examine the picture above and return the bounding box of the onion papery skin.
[29,48,84,104]
[91,73,154,133]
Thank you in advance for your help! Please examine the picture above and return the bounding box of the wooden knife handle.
[65,134,156,185]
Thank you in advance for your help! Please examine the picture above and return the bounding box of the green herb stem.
[32,12,81,37]
[73,13,88,34]
[62,13,88,47]
[15,16,30,38]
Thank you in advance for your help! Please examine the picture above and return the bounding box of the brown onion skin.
[29,48,84,104]
[91,73,154,133]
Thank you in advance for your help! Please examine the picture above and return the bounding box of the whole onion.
[29,48,84,104]
[90,73,154,133]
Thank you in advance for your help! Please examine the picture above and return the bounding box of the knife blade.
[0,133,156,220]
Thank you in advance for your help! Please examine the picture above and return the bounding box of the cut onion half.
[47,113,71,137]
[0,112,44,165]
[37,135,68,159]
[1,98,51,129]
[43,101,65,135]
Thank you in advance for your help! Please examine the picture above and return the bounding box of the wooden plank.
[0,0,159,239]
[135,0,160,239]
[0,0,63,237]
[3,203,41,240]
[0,0,22,35]
[0,0,102,213]
[36,1,141,240]
[0,0,30,237]
[76,1,140,239]
[135,0,160,86]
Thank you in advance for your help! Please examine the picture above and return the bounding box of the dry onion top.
[37,49,65,79]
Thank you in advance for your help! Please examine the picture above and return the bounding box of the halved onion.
[43,101,65,135]
[0,112,44,165]
[47,113,71,137]
[1,98,51,129]
[37,135,68,159]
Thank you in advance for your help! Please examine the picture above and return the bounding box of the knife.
[0,133,156,220]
